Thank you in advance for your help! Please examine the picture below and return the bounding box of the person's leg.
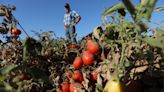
[65,26,71,44]
[69,26,77,44]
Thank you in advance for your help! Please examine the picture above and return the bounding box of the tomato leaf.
[122,0,136,19]
[97,74,102,87]
[3,82,12,91]
[93,26,101,40]
[141,37,164,49]
[27,67,50,83]
[144,0,157,20]
[155,7,164,12]
[95,83,103,92]
[102,3,125,16]
[0,64,17,75]
[82,72,89,90]
[0,85,5,92]
[0,75,6,81]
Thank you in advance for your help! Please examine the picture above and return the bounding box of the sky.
[0,0,164,40]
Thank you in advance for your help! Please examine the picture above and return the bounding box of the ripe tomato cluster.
[58,38,100,92]
[73,38,100,68]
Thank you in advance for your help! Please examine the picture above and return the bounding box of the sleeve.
[63,15,66,25]
[71,10,79,18]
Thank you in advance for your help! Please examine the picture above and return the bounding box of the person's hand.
[64,25,67,30]
[71,22,76,27]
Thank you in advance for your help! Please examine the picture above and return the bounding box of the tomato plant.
[0,1,163,92]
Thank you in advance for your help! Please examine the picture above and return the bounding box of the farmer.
[63,3,81,47]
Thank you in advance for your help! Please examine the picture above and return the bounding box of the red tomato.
[11,28,21,35]
[82,50,94,65]
[79,75,84,83]
[67,70,73,78]
[57,89,63,92]
[71,44,77,48]
[61,81,70,92]
[69,83,82,92]
[73,57,83,69]
[87,39,99,54]
[72,70,83,82]
[20,73,31,80]
[91,71,97,81]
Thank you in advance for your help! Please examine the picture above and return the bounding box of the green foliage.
[155,7,164,12]
[0,64,17,75]
[102,3,125,16]
[141,30,164,49]
[27,67,50,83]
[101,0,163,83]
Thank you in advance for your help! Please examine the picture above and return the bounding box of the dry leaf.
[82,72,89,90]
[97,74,102,86]
[112,52,120,65]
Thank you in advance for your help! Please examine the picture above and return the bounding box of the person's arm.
[64,25,67,30]
[63,15,67,30]
[71,11,81,27]
[71,15,81,27]
[75,15,81,24]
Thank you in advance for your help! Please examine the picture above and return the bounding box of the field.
[0,0,164,92]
